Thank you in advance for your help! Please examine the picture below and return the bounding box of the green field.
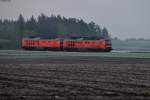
[1,50,150,58]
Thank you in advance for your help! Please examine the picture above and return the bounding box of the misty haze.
[0,0,150,100]
[0,0,150,51]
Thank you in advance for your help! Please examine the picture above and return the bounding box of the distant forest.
[0,14,109,49]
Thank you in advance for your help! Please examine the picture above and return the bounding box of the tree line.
[0,14,109,49]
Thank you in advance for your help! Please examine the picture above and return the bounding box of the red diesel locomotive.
[22,38,112,52]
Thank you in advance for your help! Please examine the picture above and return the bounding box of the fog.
[0,0,150,39]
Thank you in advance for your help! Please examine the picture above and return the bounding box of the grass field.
[1,50,150,58]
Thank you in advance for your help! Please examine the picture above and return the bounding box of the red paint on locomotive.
[63,40,106,49]
[22,38,112,52]
[38,40,60,48]
[22,39,39,47]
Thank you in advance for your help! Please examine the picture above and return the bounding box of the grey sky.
[0,0,150,39]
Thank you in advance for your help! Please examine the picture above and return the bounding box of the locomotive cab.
[104,39,112,52]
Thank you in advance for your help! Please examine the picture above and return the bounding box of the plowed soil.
[0,57,150,100]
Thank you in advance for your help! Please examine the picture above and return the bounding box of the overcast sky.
[0,0,150,39]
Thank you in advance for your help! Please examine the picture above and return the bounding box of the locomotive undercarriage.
[22,46,112,52]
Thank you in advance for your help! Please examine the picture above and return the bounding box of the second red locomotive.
[22,38,112,52]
